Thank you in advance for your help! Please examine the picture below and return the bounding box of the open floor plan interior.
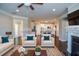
[0,3,79,56]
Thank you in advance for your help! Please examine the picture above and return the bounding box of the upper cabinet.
[68,10,79,25]
[68,4,79,25]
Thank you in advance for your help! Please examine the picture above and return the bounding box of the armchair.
[23,34,36,47]
[41,34,54,47]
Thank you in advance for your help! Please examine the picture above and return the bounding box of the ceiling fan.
[18,3,43,10]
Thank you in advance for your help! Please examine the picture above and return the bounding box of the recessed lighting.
[52,9,56,11]
[16,9,19,12]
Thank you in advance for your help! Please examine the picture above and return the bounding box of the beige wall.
[59,13,68,41]
[0,11,13,36]
[0,9,28,37]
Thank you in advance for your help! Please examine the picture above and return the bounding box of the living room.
[0,3,79,56]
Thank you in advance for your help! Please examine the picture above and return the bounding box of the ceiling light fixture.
[16,9,19,12]
[25,3,31,6]
[52,9,56,11]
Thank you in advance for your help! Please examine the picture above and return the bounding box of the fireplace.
[71,36,79,56]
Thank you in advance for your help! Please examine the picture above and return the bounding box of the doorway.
[13,19,23,44]
[30,20,56,46]
[14,20,23,37]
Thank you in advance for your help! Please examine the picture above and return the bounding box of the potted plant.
[35,46,41,56]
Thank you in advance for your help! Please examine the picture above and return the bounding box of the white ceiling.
[0,3,73,19]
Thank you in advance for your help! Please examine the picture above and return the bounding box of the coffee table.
[11,50,47,56]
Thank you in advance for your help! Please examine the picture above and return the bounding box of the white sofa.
[41,34,54,47]
[23,34,36,47]
[0,37,14,56]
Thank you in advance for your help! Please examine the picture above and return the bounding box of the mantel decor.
[5,32,12,37]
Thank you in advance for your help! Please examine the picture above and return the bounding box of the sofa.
[0,36,14,56]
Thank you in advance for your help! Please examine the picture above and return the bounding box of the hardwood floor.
[36,35,41,46]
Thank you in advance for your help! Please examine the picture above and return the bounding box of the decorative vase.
[18,47,27,56]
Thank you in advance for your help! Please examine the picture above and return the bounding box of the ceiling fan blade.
[18,3,24,8]
[30,5,34,10]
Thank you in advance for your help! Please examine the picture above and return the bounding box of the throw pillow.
[27,36,33,40]
[1,37,9,43]
[44,36,49,40]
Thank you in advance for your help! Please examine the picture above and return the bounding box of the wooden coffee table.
[11,50,47,56]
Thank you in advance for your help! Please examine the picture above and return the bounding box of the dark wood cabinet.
[68,10,79,25]
[59,41,67,55]
[55,36,60,49]
[55,36,67,55]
